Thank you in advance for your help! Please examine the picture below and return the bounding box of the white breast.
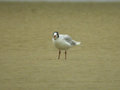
[52,35,71,50]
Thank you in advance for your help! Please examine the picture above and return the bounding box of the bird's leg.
[58,50,61,59]
[65,50,67,60]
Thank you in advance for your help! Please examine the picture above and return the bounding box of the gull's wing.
[63,35,76,45]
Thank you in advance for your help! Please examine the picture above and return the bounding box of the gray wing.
[63,35,76,45]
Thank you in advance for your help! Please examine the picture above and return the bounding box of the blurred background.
[0,0,120,2]
[0,0,120,90]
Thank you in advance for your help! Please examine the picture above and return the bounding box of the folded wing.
[63,35,79,46]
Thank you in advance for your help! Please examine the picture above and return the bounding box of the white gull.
[52,32,80,59]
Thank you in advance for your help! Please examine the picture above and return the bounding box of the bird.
[52,32,80,59]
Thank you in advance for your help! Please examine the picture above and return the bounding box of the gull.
[52,32,80,59]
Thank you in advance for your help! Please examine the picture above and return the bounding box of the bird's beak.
[54,35,56,38]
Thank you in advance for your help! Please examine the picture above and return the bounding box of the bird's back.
[61,34,80,46]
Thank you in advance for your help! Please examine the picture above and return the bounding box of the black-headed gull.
[52,32,80,59]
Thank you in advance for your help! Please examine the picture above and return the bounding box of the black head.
[53,32,59,40]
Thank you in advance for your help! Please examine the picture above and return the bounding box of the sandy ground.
[0,2,120,90]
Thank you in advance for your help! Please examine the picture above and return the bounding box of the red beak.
[54,35,56,38]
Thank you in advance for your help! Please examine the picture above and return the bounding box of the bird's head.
[53,32,59,40]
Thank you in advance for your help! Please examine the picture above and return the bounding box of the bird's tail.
[76,41,81,45]
[73,40,81,45]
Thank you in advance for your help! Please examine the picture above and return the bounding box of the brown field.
[0,2,120,90]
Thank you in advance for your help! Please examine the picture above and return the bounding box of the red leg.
[65,50,67,60]
[58,50,61,59]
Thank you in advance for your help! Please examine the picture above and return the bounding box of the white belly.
[54,39,71,50]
